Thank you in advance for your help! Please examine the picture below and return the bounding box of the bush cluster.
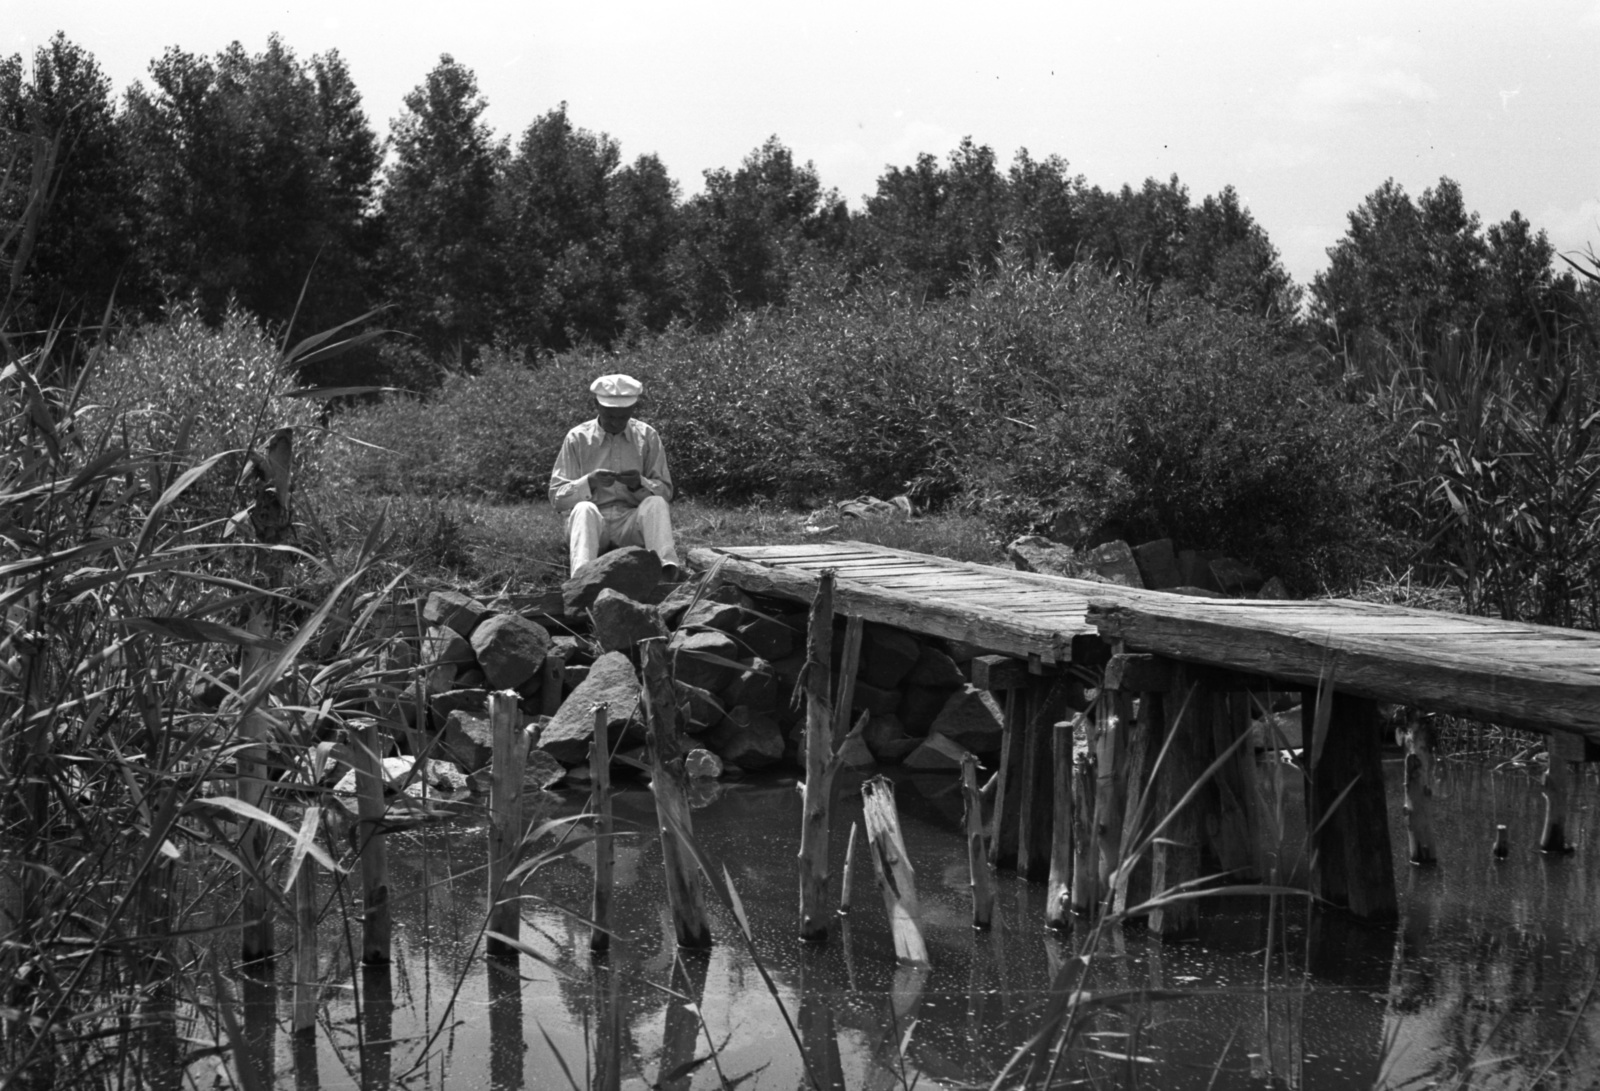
[336,262,1389,590]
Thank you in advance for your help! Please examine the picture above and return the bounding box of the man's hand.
[587,468,616,488]
[615,469,643,490]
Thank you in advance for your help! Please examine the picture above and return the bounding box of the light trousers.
[566,495,680,575]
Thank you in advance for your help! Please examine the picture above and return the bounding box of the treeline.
[6,29,1506,382]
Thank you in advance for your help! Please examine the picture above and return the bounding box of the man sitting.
[548,373,680,580]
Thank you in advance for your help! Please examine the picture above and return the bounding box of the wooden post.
[348,717,391,964]
[1403,751,1437,865]
[861,775,929,965]
[839,822,858,914]
[1208,688,1260,882]
[1017,675,1067,879]
[974,655,1029,868]
[799,571,838,943]
[961,754,995,930]
[487,957,524,1091]
[1046,719,1074,929]
[540,651,566,717]
[1540,751,1573,854]
[639,639,712,948]
[292,822,318,1035]
[359,965,393,1089]
[1149,673,1204,940]
[590,702,614,954]
[592,962,623,1091]
[1306,690,1398,922]
[1069,749,1098,916]
[486,689,527,959]
[1114,692,1162,919]
[832,613,865,730]
[1093,693,1129,900]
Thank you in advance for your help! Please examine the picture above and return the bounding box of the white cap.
[591,373,642,407]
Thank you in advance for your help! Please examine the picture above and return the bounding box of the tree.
[607,152,681,337]
[1177,186,1301,319]
[1005,148,1085,270]
[378,54,505,357]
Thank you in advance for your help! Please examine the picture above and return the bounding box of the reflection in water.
[113,761,1600,1088]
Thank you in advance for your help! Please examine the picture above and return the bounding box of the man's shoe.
[662,563,680,583]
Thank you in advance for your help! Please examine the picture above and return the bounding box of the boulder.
[675,680,724,733]
[456,667,487,690]
[850,679,901,717]
[684,748,724,779]
[874,738,922,765]
[1257,576,1289,600]
[375,677,426,729]
[425,662,459,695]
[679,598,746,634]
[423,590,491,638]
[525,746,566,790]
[590,588,667,652]
[563,547,664,613]
[735,614,794,661]
[440,710,494,772]
[551,634,592,666]
[470,613,551,690]
[423,624,475,667]
[1006,536,1106,582]
[836,731,876,770]
[540,651,640,765]
[708,706,785,771]
[335,755,469,796]
[861,625,920,689]
[903,732,977,771]
[723,659,777,714]
[655,581,720,630]
[564,663,590,689]
[429,687,489,730]
[900,686,949,737]
[1132,538,1183,590]
[1211,558,1264,597]
[929,685,1005,754]
[906,645,964,689]
[864,712,911,759]
[671,630,745,693]
[1084,540,1144,588]
[1178,549,1223,593]
[771,650,806,685]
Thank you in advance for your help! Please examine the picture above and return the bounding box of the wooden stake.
[799,572,838,943]
[861,775,929,965]
[590,702,614,954]
[1403,751,1437,865]
[1046,719,1074,929]
[640,640,712,948]
[1307,691,1397,922]
[348,717,390,964]
[1150,674,1203,940]
[987,688,1019,868]
[486,689,527,959]
[487,956,524,1091]
[1540,752,1572,853]
[592,962,623,1091]
[1069,749,1098,916]
[1207,689,1259,881]
[1016,678,1062,879]
[961,754,995,929]
[839,822,858,914]
[1093,694,1129,899]
[831,613,864,730]
[1114,693,1161,919]
[292,817,318,1035]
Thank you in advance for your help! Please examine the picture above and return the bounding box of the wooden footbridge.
[690,540,1600,931]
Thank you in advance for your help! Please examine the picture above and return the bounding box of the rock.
[429,687,489,730]
[1133,538,1183,590]
[1178,549,1223,593]
[944,640,987,664]
[1169,585,1218,597]
[771,650,806,685]
[675,680,724,733]
[456,667,487,689]
[423,591,491,638]
[735,614,794,661]
[864,712,911,759]
[861,625,921,689]
[563,547,664,613]
[708,707,785,770]
[1084,540,1144,588]
[470,613,551,690]
[903,733,977,771]
[684,748,723,779]
[723,659,777,714]
[1257,576,1289,600]
[525,746,566,789]
[836,732,876,770]
[850,679,901,717]
[425,662,459,695]
[423,624,475,667]
[874,738,922,765]
[906,645,964,689]
[590,588,667,652]
[929,685,1005,754]
[1211,558,1264,597]
[335,755,469,796]
[686,777,726,808]
[440,710,494,772]
[671,630,745,693]
[564,663,590,689]
[900,686,949,737]
[375,677,426,729]
[679,598,746,634]
[551,634,591,666]
[541,651,641,765]
[655,581,711,630]
[1006,535,1102,581]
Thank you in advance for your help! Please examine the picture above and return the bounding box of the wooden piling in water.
[486,689,527,959]
[1115,693,1162,919]
[292,823,318,1035]
[1306,690,1397,922]
[1403,750,1437,865]
[974,655,1029,869]
[1093,692,1129,901]
[861,775,929,964]
[1046,719,1074,929]
[960,754,995,930]
[590,702,614,954]
[1209,688,1261,882]
[1069,749,1098,916]
[1149,673,1204,940]
[799,571,839,943]
[1017,675,1065,880]
[640,639,712,949]
[348,717,391,964]
[1540,750,1573,853]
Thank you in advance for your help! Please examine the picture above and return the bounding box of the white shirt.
[548,418,674,514]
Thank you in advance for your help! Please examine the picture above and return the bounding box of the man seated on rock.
[549,373,681,580]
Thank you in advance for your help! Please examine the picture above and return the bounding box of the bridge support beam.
[1305,692,1398,922]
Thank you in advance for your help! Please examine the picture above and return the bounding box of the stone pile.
[1006,535,1288,598]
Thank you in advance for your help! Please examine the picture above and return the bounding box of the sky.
[8,0,1600,288]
